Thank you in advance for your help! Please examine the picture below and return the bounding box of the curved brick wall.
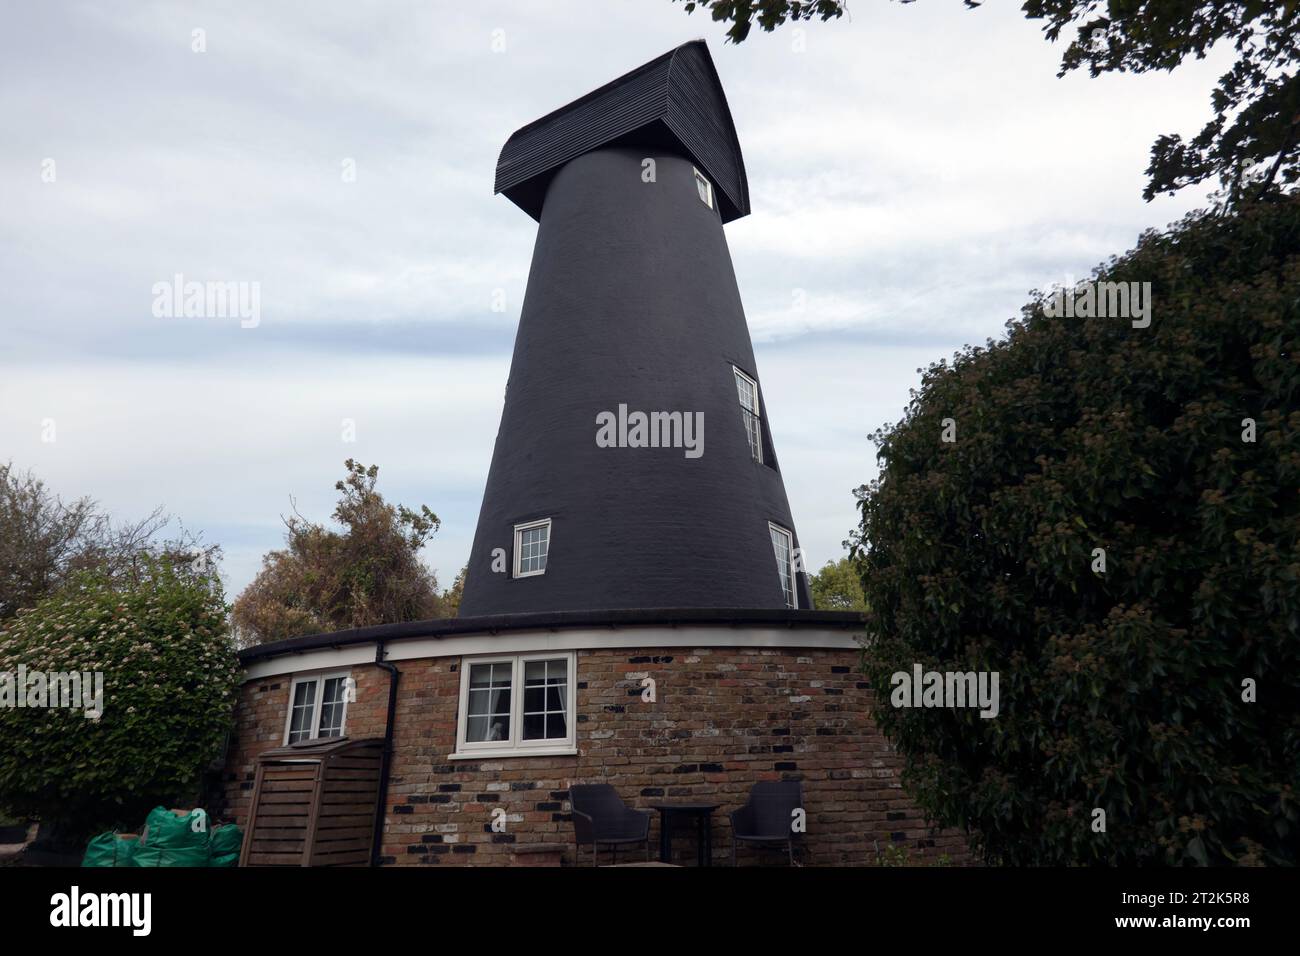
[221,643,971,866]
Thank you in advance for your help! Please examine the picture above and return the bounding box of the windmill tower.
[226,42,947,871]
[460,40,809,616]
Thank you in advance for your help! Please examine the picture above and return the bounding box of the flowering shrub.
[854,198,1300,865]
[0,558,239,835]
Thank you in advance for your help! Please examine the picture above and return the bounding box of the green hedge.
[0,560,240,837]
[855,198,1300,865]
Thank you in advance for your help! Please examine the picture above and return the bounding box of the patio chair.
[570,784,652,866]
[729,780,804,866]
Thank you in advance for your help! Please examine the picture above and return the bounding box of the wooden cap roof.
[494,39,751,223]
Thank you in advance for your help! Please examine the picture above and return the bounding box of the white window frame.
[452,651,577,760]
[283,670,351,745]
[693,166,714,209]
[733,366,763,464]
[769,522,798,610]
[513,517,552,578]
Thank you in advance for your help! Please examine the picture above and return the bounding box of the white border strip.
[242,625,862,681]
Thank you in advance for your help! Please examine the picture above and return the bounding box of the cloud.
[0,0,1233,597]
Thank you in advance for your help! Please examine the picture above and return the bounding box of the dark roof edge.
[666,40,749,217]
[238,607,866,663]
[493,39,749,223]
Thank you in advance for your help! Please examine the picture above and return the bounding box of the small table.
[650,803,721,867]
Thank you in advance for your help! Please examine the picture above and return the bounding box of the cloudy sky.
[1,1,1225,601]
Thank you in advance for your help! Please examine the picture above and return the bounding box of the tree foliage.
[0,558,239,837]
[442,565,467,618]
[852,197,1300,865]
[1021,1,1300,203]
[673,0,847,43]
[811,556,869,611]
[0,462,217,623]
[232,460,450,644]
[674,1,1300,203]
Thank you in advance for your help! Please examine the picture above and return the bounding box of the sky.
[0,1,1227,602]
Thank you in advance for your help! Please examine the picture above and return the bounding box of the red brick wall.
[223,645,971,866]
[219,665,389,823]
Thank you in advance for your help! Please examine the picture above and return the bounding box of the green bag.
[208,823,242,867]
[81,831,139,867]
[132,806,211,867]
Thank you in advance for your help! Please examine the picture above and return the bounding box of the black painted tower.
[460,40,809,616]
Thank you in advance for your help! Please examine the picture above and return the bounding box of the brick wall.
[218,665,389,823]
[223,644,972,866]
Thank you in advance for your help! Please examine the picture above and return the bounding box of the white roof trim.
[241,624,862,682]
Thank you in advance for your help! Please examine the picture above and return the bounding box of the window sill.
[448,746,578,761]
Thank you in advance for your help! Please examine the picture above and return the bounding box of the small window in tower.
[693,167,714,209]
[733,367,763,463]
[514,518,551,578]
[769,523,797,609]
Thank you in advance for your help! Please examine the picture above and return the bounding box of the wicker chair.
[570,784,652,866]
[729,780,804,866]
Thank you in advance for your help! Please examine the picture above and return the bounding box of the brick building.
[223,40,970,867]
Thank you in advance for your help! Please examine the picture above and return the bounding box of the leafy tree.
[442,565,467,618]
[0,462,216,622]
[1021,1,1300,203]
[810,556,868,611]
[0,558,239,840]
[675,1,1300,203]
[852,197,1300,865]
[232,460,448,644]
[674,0,847,43]
[0,463,99,621]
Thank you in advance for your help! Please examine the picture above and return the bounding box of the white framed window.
[284,671,350,744]
[733,366,763,463]
[453,652,577,758]
[513,518,551,578]
[769,523,797,609]
[693,166,714,209]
